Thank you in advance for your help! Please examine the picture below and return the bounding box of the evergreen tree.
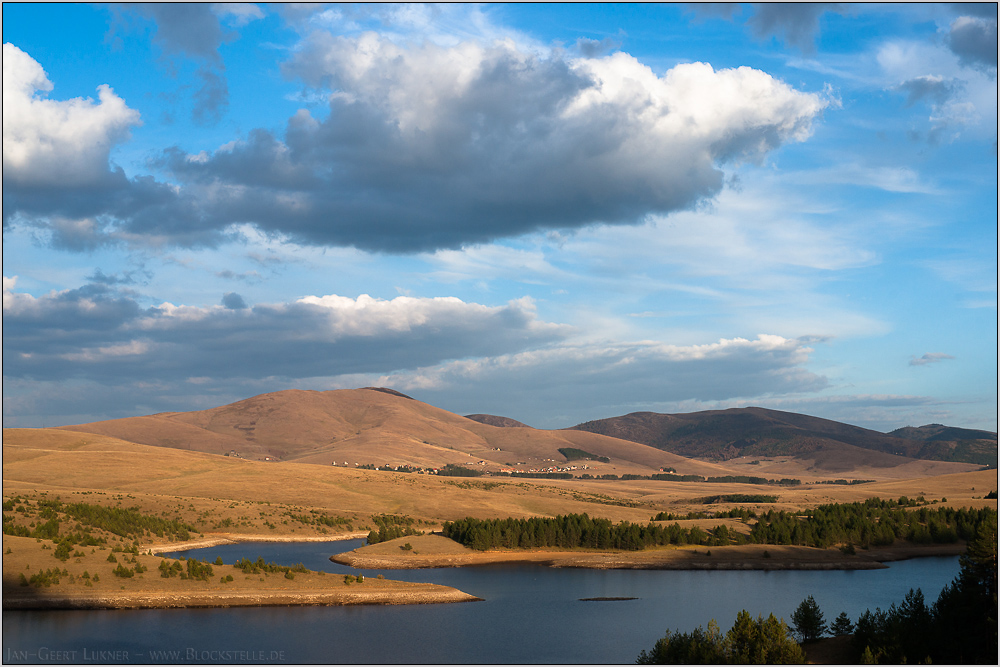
[791,595,827,642]
[931,521,998,664]
[830,612,854,636]
[637,612,804,664]
[636,622,727,665]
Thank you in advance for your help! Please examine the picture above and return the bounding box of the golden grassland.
[4,428,994,533]
[3,426,996,609]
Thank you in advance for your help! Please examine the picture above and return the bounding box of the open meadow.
[4,427,994,542]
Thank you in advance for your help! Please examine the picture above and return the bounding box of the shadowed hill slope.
[464,414,531,428]
[887,424,997,465]
[568,407,998,467]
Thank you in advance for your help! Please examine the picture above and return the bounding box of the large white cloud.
[2,43,141,187]
[143,32,829,252]
[3,35,827,252]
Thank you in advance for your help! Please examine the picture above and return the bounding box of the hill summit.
[52,389,994,475]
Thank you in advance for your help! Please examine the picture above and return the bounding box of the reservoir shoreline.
[4,533,964,612]
[330,534,967,571]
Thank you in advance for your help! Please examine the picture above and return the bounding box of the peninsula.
[331,532,966,571]
[2,533,478,610]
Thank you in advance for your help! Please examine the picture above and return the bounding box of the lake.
[3,540,962,664]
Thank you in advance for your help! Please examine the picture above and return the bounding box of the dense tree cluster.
[445,502,997,554]
[366,514,421,544]
[159,559,183,578]
[494,471,574,479]
[614,473,802,485]
[557,447,610,463]
[443,513,744,551]
[231,556,308,576]
[637,611,805,664]
[700,494,777,504]
[749,500,994,549]
[436,464,484,477]
[652,508,758,522]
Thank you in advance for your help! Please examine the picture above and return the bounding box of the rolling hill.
[568,407,998,467]
[51,388,993,477]
[55,388,730,476]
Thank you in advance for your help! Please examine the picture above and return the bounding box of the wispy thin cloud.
[909,352,956,366]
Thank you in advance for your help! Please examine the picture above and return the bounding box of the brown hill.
[888,424,997,465]
[568,407,998,468]
[53,390,988,478]
[56,388,729,476]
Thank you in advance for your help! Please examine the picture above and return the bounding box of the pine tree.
[791,595,827,642]
[830,611,854,636]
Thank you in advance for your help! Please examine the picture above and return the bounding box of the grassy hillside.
[569,407,998,467]
[4,428,994,538]
[54,388,741,476]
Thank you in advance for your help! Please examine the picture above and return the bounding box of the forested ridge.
[442,500,996,552]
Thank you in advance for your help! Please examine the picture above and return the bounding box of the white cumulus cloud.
[2,43,141,187]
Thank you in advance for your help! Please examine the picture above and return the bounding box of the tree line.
[443,502,997,552]
[748,499,993,549]
[443,513,742,551]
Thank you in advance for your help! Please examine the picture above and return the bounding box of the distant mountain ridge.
[568,407,997,467]
[889,423,997,442]
[51,389,994,474]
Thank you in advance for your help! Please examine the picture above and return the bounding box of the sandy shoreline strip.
[144,532,370,555]
[3,586,481,610]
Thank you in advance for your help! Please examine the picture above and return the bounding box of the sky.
[2,3,997,433]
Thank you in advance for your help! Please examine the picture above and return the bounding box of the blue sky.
[3,3,997,432]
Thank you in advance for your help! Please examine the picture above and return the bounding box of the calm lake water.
[3,540,962,664]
